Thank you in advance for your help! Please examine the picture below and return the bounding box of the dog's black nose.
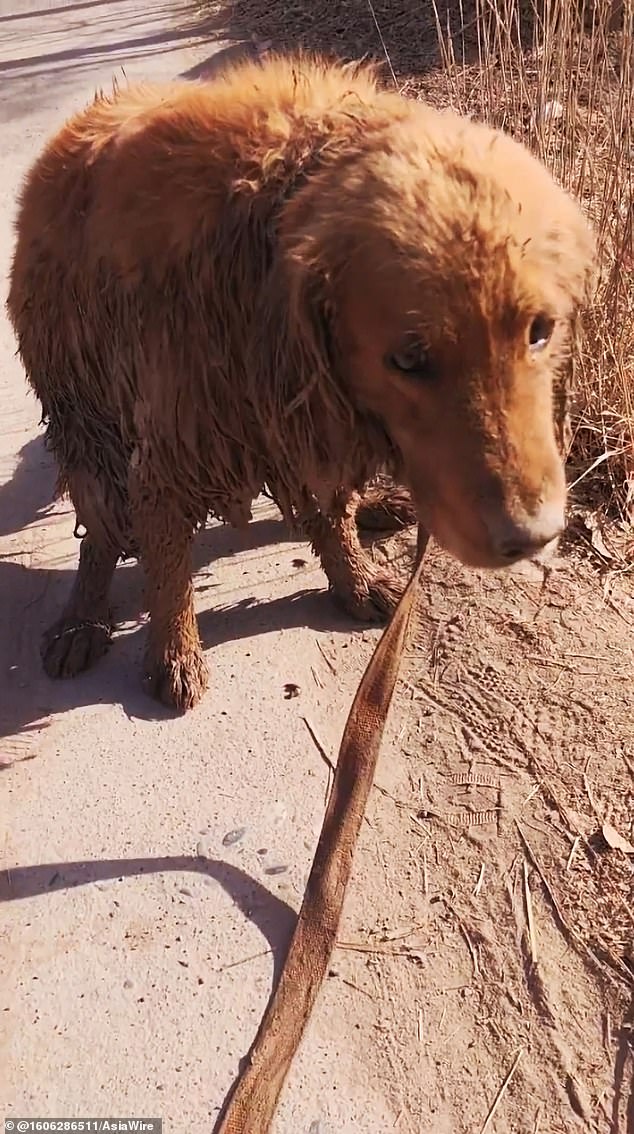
[488,504,565,563]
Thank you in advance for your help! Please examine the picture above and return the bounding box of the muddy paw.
[41,618,113,678]
[143,650,209,712]
[333,570,405,624]
[356,483,416,532]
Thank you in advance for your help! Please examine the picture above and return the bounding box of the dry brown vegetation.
[201,0,633,552]
[428,0,634,553]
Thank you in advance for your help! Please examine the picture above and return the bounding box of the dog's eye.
[388,339,432,379]
[528,314,555,352]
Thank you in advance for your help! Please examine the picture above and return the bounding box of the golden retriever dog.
[7,54,594,711]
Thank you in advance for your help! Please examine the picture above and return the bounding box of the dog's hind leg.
[355,477,417,533]
[306,490,405,623]
[129,462,207,713]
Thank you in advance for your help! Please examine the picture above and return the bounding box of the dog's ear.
[539,202,597,317]
[260,252,340,420]
[245,251,357,521]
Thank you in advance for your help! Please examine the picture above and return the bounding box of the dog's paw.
[41,618,113,678]
[356,484,416,533]
[143,649,209,713]
[332,568,405,624]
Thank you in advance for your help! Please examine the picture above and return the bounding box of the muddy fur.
[7,54,595,711]
[356,477,417,532]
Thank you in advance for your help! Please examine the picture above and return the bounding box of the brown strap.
[215,531,428,1134]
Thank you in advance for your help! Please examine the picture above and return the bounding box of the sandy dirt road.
[0,4,397,1131]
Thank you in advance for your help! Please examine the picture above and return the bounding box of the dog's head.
[284,105,595,568]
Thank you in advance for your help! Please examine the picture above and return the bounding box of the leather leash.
[215,528,429,1134]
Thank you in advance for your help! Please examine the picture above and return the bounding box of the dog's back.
[8,58,404,289]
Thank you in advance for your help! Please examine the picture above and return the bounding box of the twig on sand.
[516,821,633,988]
[336,940,423,958]
[217,947,272,972]
[301,715,335,806]
[565,835,580,871]
[316,638,337,675]
[473,862,485,897]
[479,1048,524,1134]
[458,918,480,978]
[301,716,335,774]
[523,860,538,963]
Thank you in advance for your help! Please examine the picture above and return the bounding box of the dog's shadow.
[0,435,57,538]
[0,548,368,745]
[0,437,392,748]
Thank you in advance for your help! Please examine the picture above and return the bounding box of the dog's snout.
[488,503,565,563]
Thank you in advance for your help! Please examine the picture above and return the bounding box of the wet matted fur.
[7,54,595,711]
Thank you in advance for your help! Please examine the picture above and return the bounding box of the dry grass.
[427,0,634,534]
[202,0,633,535]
